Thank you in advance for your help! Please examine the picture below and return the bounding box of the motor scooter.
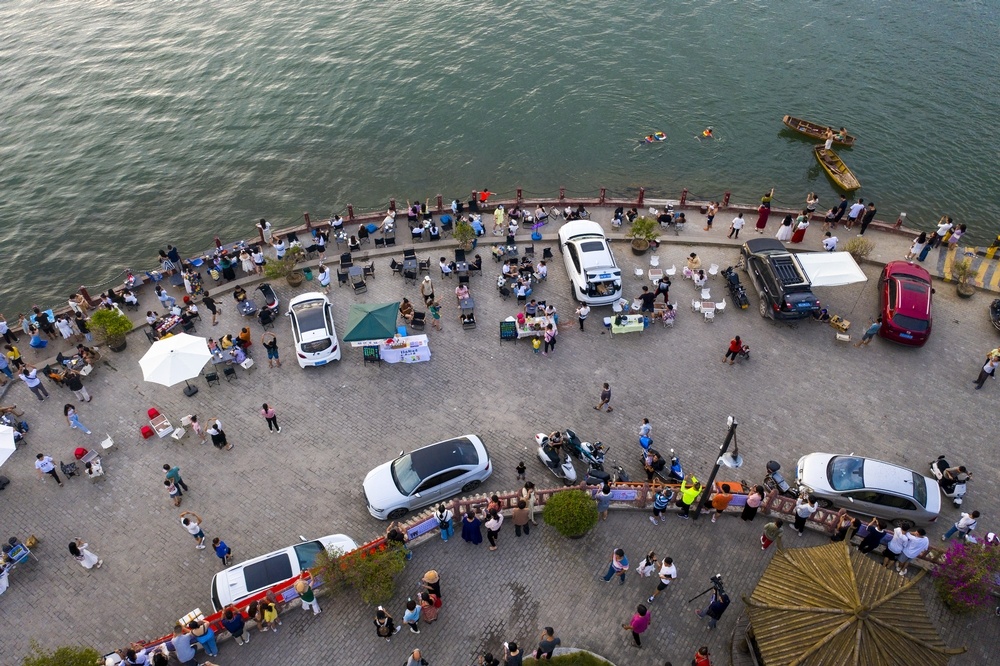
[929,455,968,507]
[564,429,606,471]
[722,266,749,309]
[535,433,577,485]
[763,460,799,498]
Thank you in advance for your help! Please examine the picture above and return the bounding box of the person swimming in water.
[702,127,714,138]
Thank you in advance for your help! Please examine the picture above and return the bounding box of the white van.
[558,221,622,305]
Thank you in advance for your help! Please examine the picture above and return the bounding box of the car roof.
[885,262,931,318]
[862,459,921,496]
[408,436,482,478]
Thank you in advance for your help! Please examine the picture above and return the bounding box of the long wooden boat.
[814,146,861,191]
[783,115,856,147]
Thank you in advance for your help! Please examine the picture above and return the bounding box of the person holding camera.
[695,585,730,629]
[502,641,523,666]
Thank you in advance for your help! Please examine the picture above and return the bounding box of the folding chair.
[205,371,220,386]
[223,366,237,382]
[523,244,535,259]
[384,235,396,247]
[418,258,431,274]
[357,226,370,246]
[403,270,418,285]
[390,259,403,276]
[440,216,454,236]
[411,312,426,331]
[374,237,386,249]
[363,262,376,279]
[352,279,368,294]
[650,255,660,267]
[665,264,676,277]
[403,248,416,260]
[454,248,466,263]
[542,247,554,260]
[337,269,349,287]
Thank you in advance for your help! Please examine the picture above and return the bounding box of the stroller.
[256,283,280,315]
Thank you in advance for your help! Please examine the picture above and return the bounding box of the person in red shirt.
[723,336,743,365]
[621,604,651,648]
[479,188,492,204]
[693,645,712,666]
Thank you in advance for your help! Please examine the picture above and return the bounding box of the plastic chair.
[704,310,715,323]
[691,299,701,312]
[650,255,660,267]
[147,408,160,419]
[715,299,727,314]
[701,288,712,301]
[665,264,676,277]
[634,267,644,278]
[708,263,720,279]
[100,434,115,453]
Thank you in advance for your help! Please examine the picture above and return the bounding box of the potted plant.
[263,245,305,287]
[542,489,598,538]
[89,307,134,352]
[626,216,659,255]
[952,257,975,298]
[453,219,477,251]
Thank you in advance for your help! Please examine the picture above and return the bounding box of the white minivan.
[558,221,622,305]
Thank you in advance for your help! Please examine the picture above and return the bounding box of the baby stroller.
[256,283,279,315]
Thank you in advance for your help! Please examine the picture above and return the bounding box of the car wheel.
[461,480,482,493]
[891,518,914,531]
[387,507,409,520]
[758,294,768,318]
[815,498,833,509]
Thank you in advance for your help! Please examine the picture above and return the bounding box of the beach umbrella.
[343,302,401,345]
[138,332,212,397]
[0,425,17,467]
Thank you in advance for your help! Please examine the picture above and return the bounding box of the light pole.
[691,416,741,521]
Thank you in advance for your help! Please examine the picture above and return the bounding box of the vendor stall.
[378,335,431,364]
[611,314,645,335]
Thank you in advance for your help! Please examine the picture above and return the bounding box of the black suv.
[738,238,820,320]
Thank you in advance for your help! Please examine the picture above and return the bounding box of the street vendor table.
[380,335,431,364]
[507,315,552,339]
[611,314,645,335]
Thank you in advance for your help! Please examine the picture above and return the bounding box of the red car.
[878,261,933,346]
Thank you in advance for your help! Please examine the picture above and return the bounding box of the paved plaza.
[0,207,995,664]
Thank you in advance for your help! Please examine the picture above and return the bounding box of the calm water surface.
[0,0,997,311]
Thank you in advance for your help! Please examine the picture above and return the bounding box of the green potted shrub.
[952,257,975,298]
[264,245,305,287]
[453,219,477,251]
[543,489,599,538]
[626,216,659,255]
[315,541,408,605]
[844,236,875,263]
[89,307,134,352]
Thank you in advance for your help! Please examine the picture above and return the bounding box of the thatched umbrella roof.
[745,541,965,666]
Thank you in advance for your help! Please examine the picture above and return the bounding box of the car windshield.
[911,473,927,507]
[391,438,480,496]
[827,456,865,491]
[891,313,929,332]
[293,541,324,570]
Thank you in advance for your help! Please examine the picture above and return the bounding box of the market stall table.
[611,314,645,335]
[379,335,431,364]
[507,315,553,339]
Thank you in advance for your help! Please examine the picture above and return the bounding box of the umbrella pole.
[183,379,199,397]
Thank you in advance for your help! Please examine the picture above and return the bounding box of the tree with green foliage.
[315,541,408,606]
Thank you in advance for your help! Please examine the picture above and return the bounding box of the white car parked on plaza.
[287,292,341,367]
[558,220,622,306]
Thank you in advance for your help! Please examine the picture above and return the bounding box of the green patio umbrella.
[342,302,401,345]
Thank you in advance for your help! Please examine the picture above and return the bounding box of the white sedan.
[287,292,341,367]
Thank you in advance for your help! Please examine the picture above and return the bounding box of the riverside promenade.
[0,204,995,665]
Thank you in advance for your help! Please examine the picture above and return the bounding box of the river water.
[0,0,996,312]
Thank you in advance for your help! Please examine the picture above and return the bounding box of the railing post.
[78,286,95,305]
[559,187,565,201]
[599,188,606,204]
[214,236,222,249]
[680,188,688,206]
[304,212,311,230]
[347,204,355,221]
[472,190,479,205]
[436,194,443,212]
[637,187,645,207]
[722,191,731,208]
[516,188,523,204]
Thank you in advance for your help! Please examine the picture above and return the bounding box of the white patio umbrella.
[138,332,213,397]
[0,425,17,467]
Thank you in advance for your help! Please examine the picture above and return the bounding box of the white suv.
[558,221,622,306]
[287,292,341,367]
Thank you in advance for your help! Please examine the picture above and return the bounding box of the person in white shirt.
[534,261,548,281]
[931,215,954,248]
[896,528,929,575]
[822,232,839,252]
[846,199,866,229]
[728,214,745,239]
[942,510,979,541]
[439,258,453,277]
[793,495,818,536]
[647,556,677,602]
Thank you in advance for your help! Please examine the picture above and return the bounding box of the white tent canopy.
[796,251,868,287]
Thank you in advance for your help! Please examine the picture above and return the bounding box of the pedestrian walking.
[163,464,189,494]
[262,333,281,368]
[261,601,281,632]
[63,369,91,402]
[730,213,746,238]
[502,641,523,666]
[594,382,613,412]
[461,508,483,544]
[260,403,280,433]
[295,571,321,615]
[723,336,743,365]
[742,485,765,522]
[857,517,886,554]
[710,483,733,523]
[220,607,249,646]
[521,482,538,525]
[19,365,49,400]
[68,538,103,569]
[189,415,207,443]
[420,570,442,602]
[761,519,783,550]
[649,486,673,525]
[202,292,219,326]
[64,403,92,435]
[406,649,428,666]
[853,317,882,347]
[693,646,712,666]
[212,537,233,566]
[655,274,671,303]
[431,504,453,541]
[516,461,526,480]
[403,598,422,633]
[165,479,182,506]
[623,604,651,648]
[541,324,556,356]
[602,548,629,584]
[512,500,531,536]
[534,627,561,660]
[635,550,657,578]
[485,510,503,551]
[942,511,980,541]
[974,355,1000,389]
[206,418,232,450]
[575,303,590,330]
[896,528,929,576]
[646,556,677,603]
[677,475,701,519]
[858,202,877,235]
[374,606,402,641]
[35,453,62,486]
[419,591,440,622]
[704,201,717,231]
[695,589,730,629]
[188,619,218,657]
[595,484,613,522]
[429,300,443,331]
[793,494,818,536]
[179,511,207,549]
[905,232,928,261]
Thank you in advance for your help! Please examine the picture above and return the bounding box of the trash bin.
[303,267,313,281]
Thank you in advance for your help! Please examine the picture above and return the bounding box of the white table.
[380,335,431,364]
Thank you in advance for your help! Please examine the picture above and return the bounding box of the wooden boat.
[814,146,861,191]
[782,115,856,147]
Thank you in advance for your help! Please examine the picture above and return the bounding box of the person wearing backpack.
[942,511,980,541]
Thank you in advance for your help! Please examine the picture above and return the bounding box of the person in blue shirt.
[212,537,232,566]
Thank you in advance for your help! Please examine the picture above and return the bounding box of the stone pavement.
[0,205,996,663]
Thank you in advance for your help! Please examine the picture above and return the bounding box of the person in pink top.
[622,604,651,648]
[261,403,280,433]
